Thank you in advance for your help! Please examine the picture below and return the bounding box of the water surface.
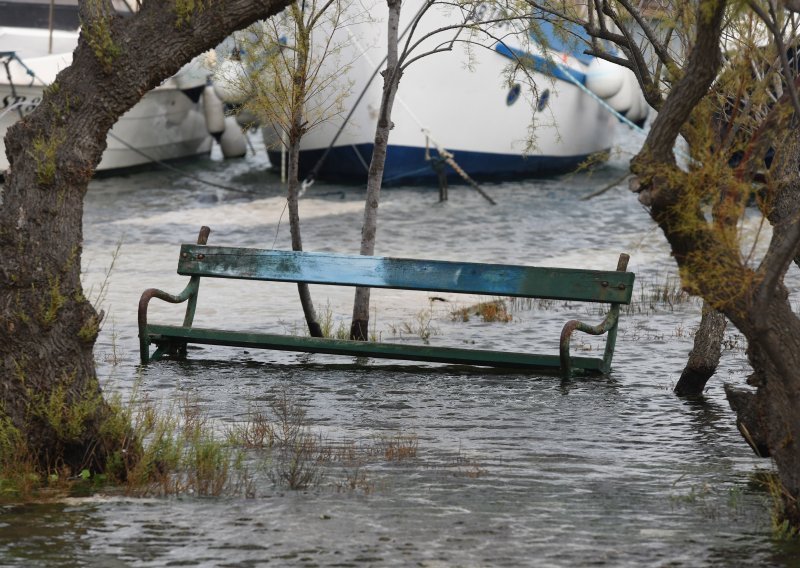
[1,138,796,567]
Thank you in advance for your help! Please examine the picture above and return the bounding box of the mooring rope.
[2,55,26,121]
[299,2,436,190]
[553,60,646,134]
[104,130,256,195]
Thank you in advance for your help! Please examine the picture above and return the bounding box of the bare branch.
[747,2,800,114]
[783,0,800,12]
[614,0,676,71]
[635,1,727,166]
[584,48,634,69]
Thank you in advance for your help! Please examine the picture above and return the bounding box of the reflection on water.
[1,139,797,567]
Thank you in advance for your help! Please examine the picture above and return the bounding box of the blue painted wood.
[177,246,634,304]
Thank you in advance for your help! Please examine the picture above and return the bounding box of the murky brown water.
[1,136,798,567]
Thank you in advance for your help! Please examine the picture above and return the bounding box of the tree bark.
[0,0,292,474]
[626,0,800,528]
[350,0,402,340]
[674,302,726,396]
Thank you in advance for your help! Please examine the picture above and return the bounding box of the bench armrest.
[138,226,211,364]
[559,307,620,378]
[559,253,629,378]
[138,279,201,363]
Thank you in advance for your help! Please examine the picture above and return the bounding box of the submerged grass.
[451,299,513,323]
[0,385,431,501]
[749,469,800,541]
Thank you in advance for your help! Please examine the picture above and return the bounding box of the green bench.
[138,227,635,377]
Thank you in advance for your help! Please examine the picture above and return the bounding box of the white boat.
[0,1,233,174]
[252,2,648,184]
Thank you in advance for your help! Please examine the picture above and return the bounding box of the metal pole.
[48,0,55,54]
[281,130,287,184]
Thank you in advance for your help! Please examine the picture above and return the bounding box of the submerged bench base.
[147,325,607,374]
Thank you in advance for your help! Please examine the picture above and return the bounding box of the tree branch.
[614,0,676,72]
[634,1,727,166]
[748,0,800,118]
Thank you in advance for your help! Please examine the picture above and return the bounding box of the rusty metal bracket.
[559,253,629,379]
[559,310,620,379]
[138,226,210,364]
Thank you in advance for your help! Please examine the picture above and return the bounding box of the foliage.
[0,384,430,500]
[30,133,63,186]
[452,299,513,323]
[175,0,209,26]
[222,0,361,149]
[387,307,440,343]
[81,0,122,73]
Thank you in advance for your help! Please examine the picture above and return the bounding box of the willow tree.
[0,0,292,477]
[226,0,361,337]
[529,0,800,528]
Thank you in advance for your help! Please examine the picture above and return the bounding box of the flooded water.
[2,135,798,567]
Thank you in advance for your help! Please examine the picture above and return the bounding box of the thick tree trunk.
[0,0,292,474]
[735,298,800,526]
[674,302,726,396]
[350,0,402,341]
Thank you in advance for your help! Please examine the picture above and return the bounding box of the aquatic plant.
[387,308,440,343]
[451,299,513,323]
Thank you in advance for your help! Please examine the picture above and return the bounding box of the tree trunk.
[624,0,800,527]
[734,298,800,526]
[283,9,322,338]
[0,0,292,475]
[350,0,402,341]
[287,130,322,337]
[674,301,726,396]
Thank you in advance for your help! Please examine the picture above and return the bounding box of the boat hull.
[259,2,618,184]
[0,26,212,174]
[267,143,603,184]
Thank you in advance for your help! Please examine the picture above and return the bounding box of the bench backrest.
[177,245,634,304]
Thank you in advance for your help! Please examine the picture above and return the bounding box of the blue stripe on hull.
[268,144,603,185]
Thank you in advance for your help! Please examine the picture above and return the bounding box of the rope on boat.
[2,53,26,121]
[299,2,433,190]
[555,58,693,164]
[1,51,48,87]
[554,60,646,134]
[105,131,257,195]
[0,100,26,121]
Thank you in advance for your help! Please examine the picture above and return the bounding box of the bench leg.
[151,340,188,362]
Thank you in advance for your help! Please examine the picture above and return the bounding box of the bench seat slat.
[148,325,606,373]
[177,246,634,304]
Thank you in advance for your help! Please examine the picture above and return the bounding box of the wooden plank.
[177,246,635,303]
[148,325,606,372]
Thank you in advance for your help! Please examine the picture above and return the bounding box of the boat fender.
[174,59,209,91]
[585,58,624,99]
[602,68,637,114]
[202,85,226,138]
[219,116,247,159]
[624,93,649,125]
